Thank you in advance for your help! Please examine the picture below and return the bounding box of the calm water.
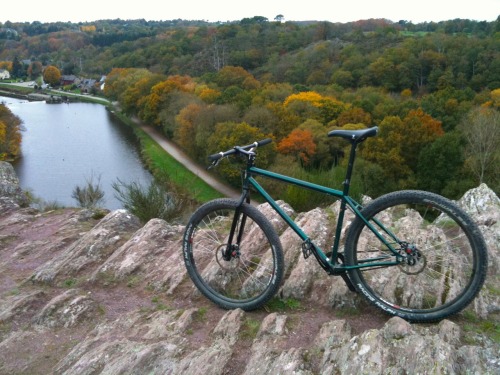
[2,96,153,209]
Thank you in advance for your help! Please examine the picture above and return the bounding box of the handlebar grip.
[207,138,273,162]
[257,138,273,147]
[208,151,229,161]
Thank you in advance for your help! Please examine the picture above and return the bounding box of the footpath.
[139,125,241,200]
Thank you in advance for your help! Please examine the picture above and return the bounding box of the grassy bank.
[112,111,223,203]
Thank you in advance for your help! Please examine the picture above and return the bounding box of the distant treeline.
[0,16,498,209]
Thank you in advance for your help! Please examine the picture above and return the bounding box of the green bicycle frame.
[243,166,403,273]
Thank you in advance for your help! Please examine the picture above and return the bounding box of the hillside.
[2,17,499,205]
[1,161,499,374]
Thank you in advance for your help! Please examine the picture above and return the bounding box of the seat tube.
[342,140,358,196]
[332,141,358,256]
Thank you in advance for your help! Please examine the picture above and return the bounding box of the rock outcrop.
[0,162,498,374]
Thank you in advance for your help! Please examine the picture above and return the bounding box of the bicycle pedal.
[301,239,313,259]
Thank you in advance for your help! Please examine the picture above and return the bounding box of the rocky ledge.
[0,161,498,374]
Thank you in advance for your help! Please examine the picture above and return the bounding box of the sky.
[1,0,498,24]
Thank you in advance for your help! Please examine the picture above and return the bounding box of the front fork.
[223,207,247,261]
[223,174,251,261]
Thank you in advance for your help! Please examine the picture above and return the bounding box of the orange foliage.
[277,129,316,166]
[42,65,61,86]
[0,61,12,71]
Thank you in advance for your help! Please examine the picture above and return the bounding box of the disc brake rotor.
[399,250,427,275]
[215,244,240,271]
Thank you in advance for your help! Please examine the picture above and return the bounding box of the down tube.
[248,177,309,241]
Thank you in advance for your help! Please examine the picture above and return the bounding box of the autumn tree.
[334,106,372,127]
[207,122,274,184]
[0,104,23,160]
[103,68,132,100]
[296,119,341,168]
[121,71,164,114]
[214,66,260,90]
[43,65,61,86]
[277,128,316,166]
[0,61,12,71]
[139,75,195,127]
[458,107,500,187]
[362,116,413,186]
[401,108,444,172]
[188,104,240,162]
[196,85,221,104]
[362,108,443,189]
[284,91,347,124]
[175,103,204,154]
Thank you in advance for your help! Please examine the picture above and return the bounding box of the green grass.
[461,310,500,344]
[241,317,261,339]
[0,82,34,94]
[264,297,302,312]
[114,112,223,204]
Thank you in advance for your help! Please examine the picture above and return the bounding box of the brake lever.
[207,156,224,170]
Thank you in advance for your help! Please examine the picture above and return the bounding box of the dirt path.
[139,124,241,200]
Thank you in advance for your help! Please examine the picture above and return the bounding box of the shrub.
[71,173,105,208]
[112,178,185,224]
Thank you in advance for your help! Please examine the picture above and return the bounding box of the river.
[1,95,153,210]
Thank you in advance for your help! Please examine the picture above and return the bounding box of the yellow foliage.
[401,89,412,98]
[0,106,22,160]
[284,91,323,108]
[490,89,500,108]
[198,87,221,103]
[80,25,97,32]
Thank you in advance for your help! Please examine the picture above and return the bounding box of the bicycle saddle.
[328,126,378,142]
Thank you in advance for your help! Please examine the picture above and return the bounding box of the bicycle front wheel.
[183,198,284,311]
[345,190,488,322]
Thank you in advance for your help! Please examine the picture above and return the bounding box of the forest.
[0,16,499,210]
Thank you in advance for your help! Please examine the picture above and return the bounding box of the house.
[0,69,10,80]
[60,75,79,87]
[79,78,97,93]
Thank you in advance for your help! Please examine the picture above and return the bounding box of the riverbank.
[108,109,237,203]
[0,83,110,105]
[2,85,236,204]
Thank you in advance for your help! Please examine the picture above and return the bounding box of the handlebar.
[208,138,273,162]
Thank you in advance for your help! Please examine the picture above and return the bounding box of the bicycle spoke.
[183,199,283,310]
[346,190,487,322]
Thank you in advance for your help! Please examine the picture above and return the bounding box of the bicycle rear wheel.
[345,190,488,322]
[183,198,284,311]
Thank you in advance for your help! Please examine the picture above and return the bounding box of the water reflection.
[2,96,152,210]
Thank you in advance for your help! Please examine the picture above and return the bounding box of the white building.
[0,69,10,80]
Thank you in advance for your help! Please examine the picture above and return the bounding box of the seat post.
[342,140,358,196]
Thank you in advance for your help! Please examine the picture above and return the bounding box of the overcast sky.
[1,0,498,24]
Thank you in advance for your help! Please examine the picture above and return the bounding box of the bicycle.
[182,126,488,322]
